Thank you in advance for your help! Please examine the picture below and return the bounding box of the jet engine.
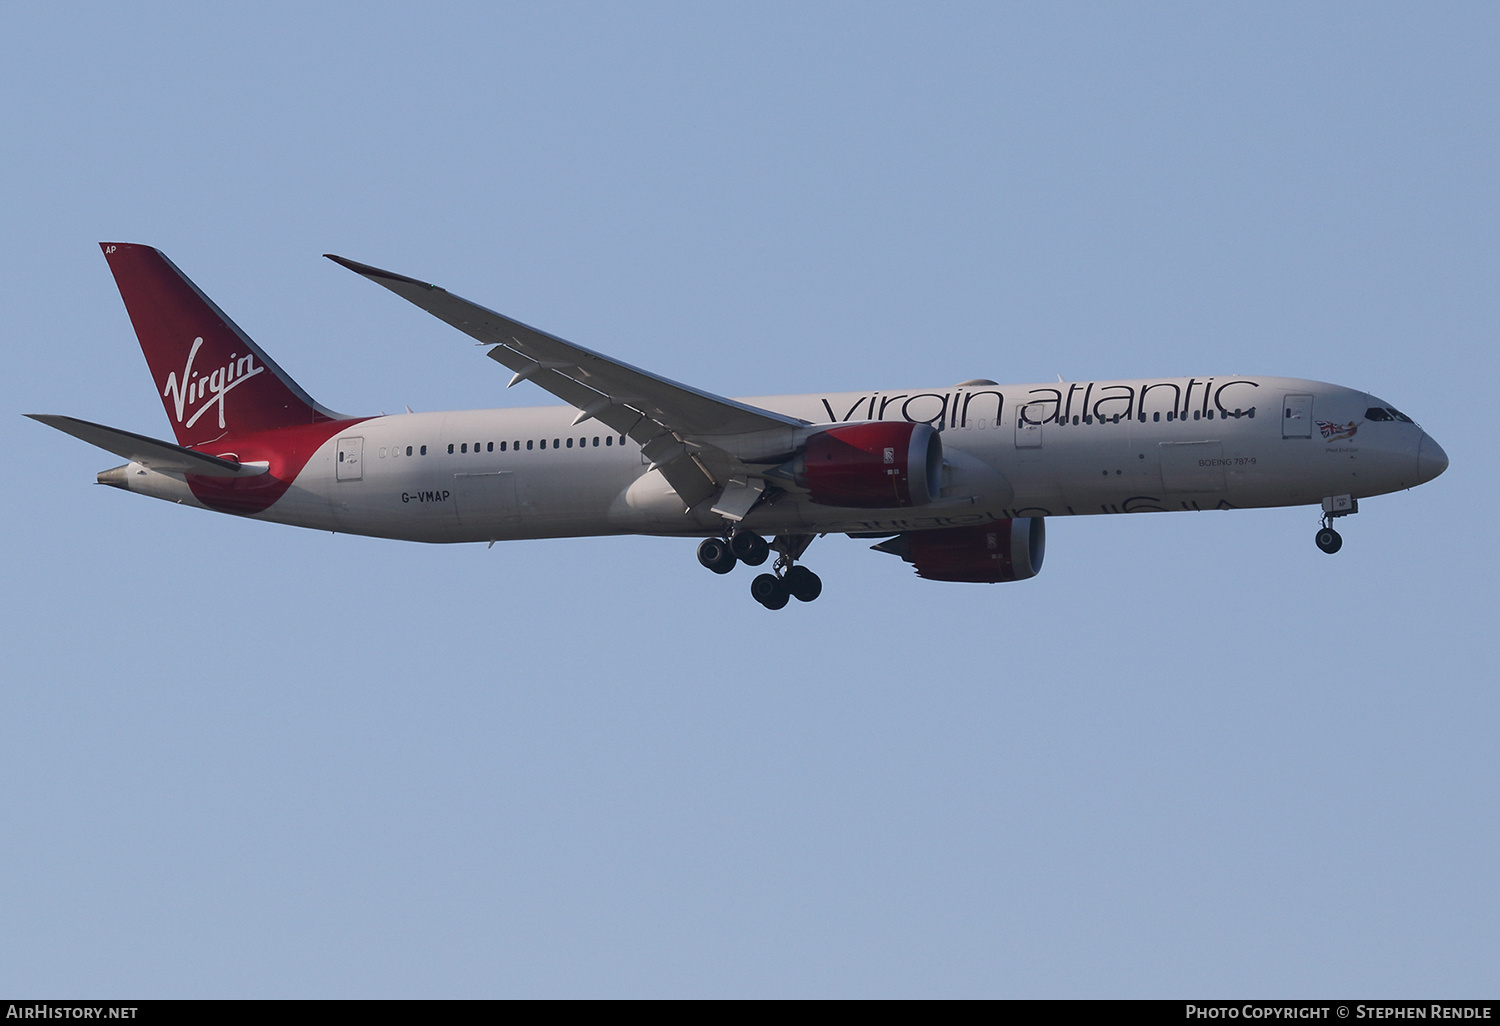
[785,421,943,508]
[872,518,1045,582]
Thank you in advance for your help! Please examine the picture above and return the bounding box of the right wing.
[27,414,268,477]
[326,255,807,510]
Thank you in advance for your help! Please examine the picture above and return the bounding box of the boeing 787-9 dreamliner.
[30,244,1449,609]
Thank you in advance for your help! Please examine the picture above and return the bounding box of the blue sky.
[2,2,1495,997]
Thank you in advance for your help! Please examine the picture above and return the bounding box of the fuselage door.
[1015,406,1043,448]
[1282,394,1313,438]
[336,436,364,480]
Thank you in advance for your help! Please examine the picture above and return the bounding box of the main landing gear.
[697,529,822,609]
[751,564,823,610]
[1315,494,1358,554]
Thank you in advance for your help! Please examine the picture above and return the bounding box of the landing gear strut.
[1315,495,1357,555]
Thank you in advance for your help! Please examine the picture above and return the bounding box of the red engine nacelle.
[793,421,943,508]
[874,518,1046,582]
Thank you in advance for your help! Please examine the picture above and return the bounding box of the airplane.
[29,243,1449,609]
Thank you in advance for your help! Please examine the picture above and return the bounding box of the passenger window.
[593,436,599,446]
[461,443,467,453]
[554,438,560,448]
[567,437,573,448]
[513,440,520,450]
[1167,411,1174,421]
[606,436,613,446]
[448,443,454,454]
[527,440,534,450]
[1207,410,1214,420]
[500,442,506,452]
[488,442,494,452]
[406,446,413,456]
[539,439,546,449]
[420,445,427,455]
[1193,411,1200,420]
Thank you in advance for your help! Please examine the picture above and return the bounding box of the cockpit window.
[1365,406,1416,425]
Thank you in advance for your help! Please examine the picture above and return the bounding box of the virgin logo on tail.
[161,337,265,430]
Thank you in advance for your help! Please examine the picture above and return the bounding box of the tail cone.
[97,465,130,490]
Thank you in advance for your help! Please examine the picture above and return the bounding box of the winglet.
[324,254,440,291]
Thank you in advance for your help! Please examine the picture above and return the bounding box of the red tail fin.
[101,243,345,448]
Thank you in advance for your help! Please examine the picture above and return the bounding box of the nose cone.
[1417,432,1449,484]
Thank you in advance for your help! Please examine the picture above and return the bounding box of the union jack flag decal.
[1317,420,1359,442]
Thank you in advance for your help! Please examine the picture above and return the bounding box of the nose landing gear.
[1315,494,1357,554]
[1315,524,1342,554]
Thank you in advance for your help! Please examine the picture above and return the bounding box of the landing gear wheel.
[1315,527,1342,554]
[783,565,822,602]
[697,537,737,574]
[751,573,789,609]
[729,530,769,566]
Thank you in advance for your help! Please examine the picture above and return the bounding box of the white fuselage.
[115,375,1439,542]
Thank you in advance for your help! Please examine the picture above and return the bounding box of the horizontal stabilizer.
[26,414,269,477]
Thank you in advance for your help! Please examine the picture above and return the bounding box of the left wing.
[326,255,806,510]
